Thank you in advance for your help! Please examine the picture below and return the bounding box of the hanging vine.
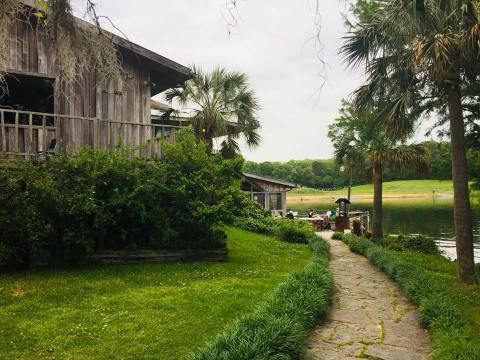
[0,0,122,96]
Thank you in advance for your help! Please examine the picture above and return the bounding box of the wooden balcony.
[0,109,182,159]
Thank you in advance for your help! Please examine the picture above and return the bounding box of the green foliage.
[189,234,333,360]
[233,217,277,235]
[243,158,355,189]
[232,197,279,234]
[401,235,439,255]
[233,198,318,244]
[274,220,313,244]
[337,233,480,359]
[373,234,439,255]
[244,139,461,191]
[0,130,243,267]
[331,232,343,240]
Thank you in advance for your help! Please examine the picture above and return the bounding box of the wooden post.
[14,112,19,154]
[27,113,33,158]
[93,118,100,149]
[42,115,47,159]
[0,111,6,153]
[55,116,61,154]
[107,120,111,152]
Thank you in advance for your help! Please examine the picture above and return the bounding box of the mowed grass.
[394,251,480,337]
[0,227,311,360]
[290,179,454,196]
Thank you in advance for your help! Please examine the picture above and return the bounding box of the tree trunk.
[347,166,353,202]
[206,137,214,155]
[372,158,383,239]
[446,83,477,285]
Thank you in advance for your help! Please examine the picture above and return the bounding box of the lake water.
[289,197,480,263]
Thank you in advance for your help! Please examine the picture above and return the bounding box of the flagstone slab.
[303,232,432,360]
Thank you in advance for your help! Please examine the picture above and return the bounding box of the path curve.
[304,231,432,360]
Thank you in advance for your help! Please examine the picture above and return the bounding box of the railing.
[0,109,183,159]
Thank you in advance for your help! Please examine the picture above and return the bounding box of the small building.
[0,1,191,158]
[242,173,299,216]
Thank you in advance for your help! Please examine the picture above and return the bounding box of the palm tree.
[328,101,365,202]
[165,66,261,156]
[329,103,429,238]
[341,0,479,284]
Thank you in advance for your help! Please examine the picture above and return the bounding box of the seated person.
[308,209,315,218]
[323,213,330,229]
[286,208,295,219]
[330,210,337,221]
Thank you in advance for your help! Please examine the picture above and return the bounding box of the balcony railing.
[0,109,183,159]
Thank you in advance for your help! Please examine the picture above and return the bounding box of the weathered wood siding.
[3,17,155,154]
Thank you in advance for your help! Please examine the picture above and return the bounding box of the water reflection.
[289,198,480,263]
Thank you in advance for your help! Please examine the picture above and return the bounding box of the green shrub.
[189,235,333,360]
[376,234,439,255]
[331,232,343,240]
[402,235,439,255]
[232,199,278,234]
[0,130,244,267]
[233,217,278,234]
[337,233,480,359]
[274,220,313,244]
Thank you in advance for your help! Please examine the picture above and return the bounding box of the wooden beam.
[0,111,6,152]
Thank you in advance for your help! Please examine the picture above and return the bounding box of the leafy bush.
[233,217,277,234]
[402,235,439,255]
[232,199,278,234]
[331,232,343,240]
[274,220,313,244]
[376,234,439,255]
[189,235,333,360]
[0,130,244,267]
[337,233,480,359]
[233,197,318,244]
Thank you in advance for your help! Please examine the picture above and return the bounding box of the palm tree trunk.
[347,166,353,202]
[446,83,477,285]
[372,158,383,239]
[206,137,214,155]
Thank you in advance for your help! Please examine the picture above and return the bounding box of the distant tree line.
[243,140,479,189]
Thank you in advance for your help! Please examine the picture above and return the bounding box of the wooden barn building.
[242,173,298,216]
[0,1,191,158]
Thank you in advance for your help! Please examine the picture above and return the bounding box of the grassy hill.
[289,179,454,197]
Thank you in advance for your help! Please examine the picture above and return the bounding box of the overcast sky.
[73,1,374,161]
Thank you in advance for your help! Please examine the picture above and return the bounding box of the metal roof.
[243,173,299,188]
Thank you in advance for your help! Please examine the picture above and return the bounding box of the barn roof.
[20,0,191,95]
[243,173,299,189]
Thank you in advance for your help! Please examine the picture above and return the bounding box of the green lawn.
[0,227,311,360]
[395,252,480,337]
[290,179,454,196]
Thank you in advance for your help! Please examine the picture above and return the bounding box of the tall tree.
[341,0,479,284]
[165,66,261,156]
[329,102,429,238]
[328,101,365,201]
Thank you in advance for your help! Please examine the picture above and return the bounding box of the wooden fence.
[0,109,182,159]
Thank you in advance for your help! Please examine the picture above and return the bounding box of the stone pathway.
[304,232,432,360]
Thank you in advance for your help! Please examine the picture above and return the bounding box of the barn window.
[0,73,55,115]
